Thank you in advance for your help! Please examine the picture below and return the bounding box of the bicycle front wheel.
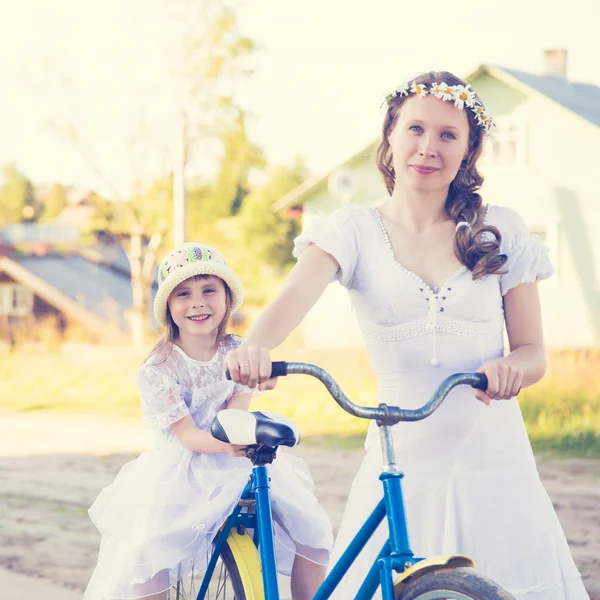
[397,568,515,600]
[169,529,264,600]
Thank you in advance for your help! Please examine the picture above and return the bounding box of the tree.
[0,163,37,226]
[26,0,258,344]
[168,0,257,244]
[187,113,265,244]
[41,183,68,222]
[232,160,306,304]
[206,113,266,218]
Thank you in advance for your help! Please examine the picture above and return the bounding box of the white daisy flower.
[395,82,411,97]
[439,83,455,102]
[480,114,492,129]
[472,104,485,123]
[411,82,428,98]
[452,84,477,110]
[430,82,445,99]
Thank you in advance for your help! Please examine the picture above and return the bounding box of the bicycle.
[180,362,515,600]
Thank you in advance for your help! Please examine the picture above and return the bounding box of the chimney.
[543,49,567,78]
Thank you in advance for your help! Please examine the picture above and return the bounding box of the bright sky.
[0,0,598,196]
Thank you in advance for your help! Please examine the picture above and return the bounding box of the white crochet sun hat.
[154,242,244,327]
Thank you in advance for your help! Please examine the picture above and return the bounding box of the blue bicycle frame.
[199,425,420,600]
[199,367,486,600]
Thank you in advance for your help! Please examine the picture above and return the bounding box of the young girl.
[226,72,590,599]
[84,242,333,600]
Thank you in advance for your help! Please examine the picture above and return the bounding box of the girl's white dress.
[84,336,333,600]
[294,204,589,600]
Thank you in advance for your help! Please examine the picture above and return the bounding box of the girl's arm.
[226,244,340,388]
[226,391,252,411]
[170,415,247,456]
[475,281,547,404]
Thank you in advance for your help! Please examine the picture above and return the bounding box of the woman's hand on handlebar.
[475,358,523,405]
[226,345,278,390]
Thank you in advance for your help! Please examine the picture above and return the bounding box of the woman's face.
[388,94,471,195]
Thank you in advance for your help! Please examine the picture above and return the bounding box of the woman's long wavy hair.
[375,71,507,279]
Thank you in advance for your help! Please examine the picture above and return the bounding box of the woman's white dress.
[84,336,333,600]
[294,204,588,599]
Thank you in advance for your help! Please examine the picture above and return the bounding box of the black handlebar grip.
[270,362,288,377]
[225,361,288,381]
[472,373,488,391]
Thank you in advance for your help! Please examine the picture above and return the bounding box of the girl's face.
[389,94,470,195]
[167,275,228,341]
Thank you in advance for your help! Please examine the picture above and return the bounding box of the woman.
[227,71,588,599]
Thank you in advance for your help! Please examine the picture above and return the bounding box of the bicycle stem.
[380,425,398,474]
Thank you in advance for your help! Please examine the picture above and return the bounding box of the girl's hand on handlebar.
[475,358,523,405]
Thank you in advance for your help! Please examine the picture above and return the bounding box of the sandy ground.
[0,411,598,599]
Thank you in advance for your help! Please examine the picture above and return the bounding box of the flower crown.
[383,81,495,137]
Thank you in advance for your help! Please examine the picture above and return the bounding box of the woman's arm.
[170,415,247,456]
[475,281,547,404]
[227,244,340,388]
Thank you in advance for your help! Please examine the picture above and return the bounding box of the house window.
[0,283,34,316]
[484,119,528,168]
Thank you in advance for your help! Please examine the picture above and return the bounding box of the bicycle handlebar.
[268,362,488,426]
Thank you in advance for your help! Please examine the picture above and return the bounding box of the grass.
[1,341,599,458]
[520,379,600,457]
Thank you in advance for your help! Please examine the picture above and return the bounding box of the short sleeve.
[487,205,555,296]
[292,205,362,288]
[137,365,190,430]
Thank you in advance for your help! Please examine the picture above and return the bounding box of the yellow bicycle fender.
[394,554,476,591]
[226,529,265,600]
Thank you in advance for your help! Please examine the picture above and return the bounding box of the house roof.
[0,253,158,339]
[77,243,160,286]
[273,141,378,211]
[483,65,600,128]
[275,64,600,210]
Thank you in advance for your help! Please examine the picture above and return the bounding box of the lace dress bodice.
[294,204,554,407]
[137,335,248,441]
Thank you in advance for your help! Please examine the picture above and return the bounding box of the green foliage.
[40,183,68,222]
[203,5,256,80]
[87,178,173,247]
[87,192,120,233]
[187,114,265,245]
[520,381,600,457]
[229,161,305,303]
[175,1,256,140]
[0,163,37,225]
[130,176,174,242]
[209,114,266,217]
